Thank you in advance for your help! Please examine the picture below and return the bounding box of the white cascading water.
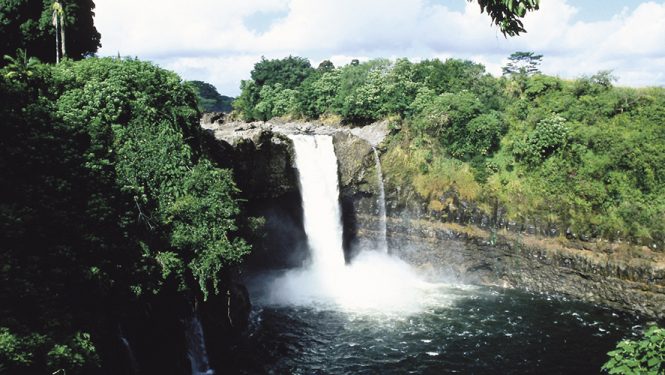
[264,134,455,313]
[185,315,214,375]
[372,147,388,253]
[289,135,346,272]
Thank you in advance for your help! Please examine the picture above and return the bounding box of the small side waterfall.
[372,147,388,253]
[185,314,214,375]
[119,328,139,375]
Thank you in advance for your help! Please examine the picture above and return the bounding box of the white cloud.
[602,2,665,57]
[255,0,428,53]
[159,55,262,95]
[95,0,289,56]
[94,0,665,95]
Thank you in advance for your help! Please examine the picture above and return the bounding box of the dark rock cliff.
[203,124,309,270]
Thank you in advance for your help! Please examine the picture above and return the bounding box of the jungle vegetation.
[0,57,250,374]
[233,55,665,249]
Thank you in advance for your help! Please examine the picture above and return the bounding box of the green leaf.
[646,357,660,367]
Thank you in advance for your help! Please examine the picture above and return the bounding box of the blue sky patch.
[245,9,290,34]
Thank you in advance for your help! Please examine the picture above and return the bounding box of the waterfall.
[372,147,388,253]
[119,329,139,375]
[289,134,346,271]
[265,133,429,312]
[185,314,214,375]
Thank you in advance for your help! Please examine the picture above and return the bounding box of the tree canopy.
[0,0,101,63]
[502,51,543,76]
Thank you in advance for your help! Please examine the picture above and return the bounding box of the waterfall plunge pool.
[225,275,647,374]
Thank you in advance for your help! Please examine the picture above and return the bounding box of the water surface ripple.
[225,283,645,374]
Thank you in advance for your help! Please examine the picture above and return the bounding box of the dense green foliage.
[188,80,234,112]
[235,55,665,248]
[0,0,101,63]
[235,56,315,121]
[0,57,249,373]
[602,326,665,374]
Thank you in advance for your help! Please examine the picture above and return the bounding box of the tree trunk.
[60,13,66,59]
[53,11,60,63]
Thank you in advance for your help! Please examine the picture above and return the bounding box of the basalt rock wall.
[359,215,665,319]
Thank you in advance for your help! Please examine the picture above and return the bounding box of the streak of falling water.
[119,328,139,375]
[372,147,388,253]
[186,314,214,375]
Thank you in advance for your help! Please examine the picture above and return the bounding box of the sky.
[93,0,665,96]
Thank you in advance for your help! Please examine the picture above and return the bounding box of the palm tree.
[3,49,40,80]
[52,1,66,63]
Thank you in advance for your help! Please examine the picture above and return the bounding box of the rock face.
[200,111,226,125]
[201,278,252,372]
[358,215,665,318]
[331,131,382,257]
[202,122,308,269]
[202,118,388,264]
[201,118,665,319]
[100,277,251,375]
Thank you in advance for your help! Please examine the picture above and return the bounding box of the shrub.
[513,114,569,166]
[602,326,665,374]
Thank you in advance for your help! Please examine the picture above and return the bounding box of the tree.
[335,59,392,123]
[572,70,617,97]
[0,0,101,64]
[470,0,540,36]
[464,111,506,157]
[235,56,314,120]
[253,83,299,120]
[317,60,335,72]
[412,91,484,151]
[188,80,234,112]
[250,55,314,90]
[233,79,261,120]
[513,114,569,166]
[51,1,65,63]
[3,50,40,80]
[340,69,390,123]
[414,58,488,94]
[298,70,341,118]
[502,51,543,76]
[382,58,422,116]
